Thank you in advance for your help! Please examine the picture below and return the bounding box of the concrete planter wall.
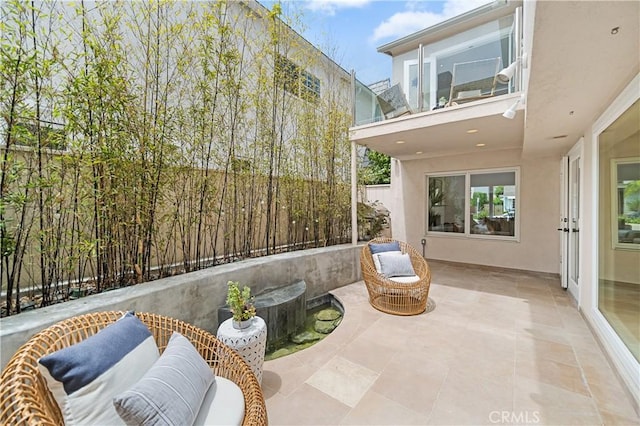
[1,244,362,370]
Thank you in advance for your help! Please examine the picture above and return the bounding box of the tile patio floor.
[262,260,640,425]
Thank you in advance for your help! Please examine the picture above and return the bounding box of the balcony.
[351,2,525,159]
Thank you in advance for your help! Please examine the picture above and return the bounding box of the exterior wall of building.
[391,148,561,274]
[390,50,417,89]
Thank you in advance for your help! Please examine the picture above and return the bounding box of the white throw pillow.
[38,312,160,426]
[377,252,416,278]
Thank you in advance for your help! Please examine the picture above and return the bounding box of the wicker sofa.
[0,311,267,426]
[360,237,431,315]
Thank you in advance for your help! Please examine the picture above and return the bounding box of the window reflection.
[598,99,640,362]
[428,175,465,233]
[470,172,516,236]
[614,159,640,246]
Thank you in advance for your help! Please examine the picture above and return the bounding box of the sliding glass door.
[597,99,640,362]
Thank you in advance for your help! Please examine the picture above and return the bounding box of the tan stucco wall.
[391,148,561,274]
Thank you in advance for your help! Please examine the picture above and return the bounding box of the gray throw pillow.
[113,332,215,426]
[377,252,416,278]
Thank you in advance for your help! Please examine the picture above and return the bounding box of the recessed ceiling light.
[415,151,423,155]
[611,26,620,35]
[476,143,486,147]
[467,129,479,134]
[396,140,405,144]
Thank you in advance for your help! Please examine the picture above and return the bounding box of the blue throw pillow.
[369,241,401,254]
[38,312,160,425]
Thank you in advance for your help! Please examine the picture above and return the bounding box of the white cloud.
[371,0,490,43]
[441,0,491,17]
[371,11,445,42]
[306,0,371,16]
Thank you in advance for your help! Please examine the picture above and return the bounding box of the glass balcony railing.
[354,79,384,126]
[405,12,520,112]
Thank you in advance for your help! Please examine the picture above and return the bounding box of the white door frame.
[559,156,569,289]
[560,139,583,300]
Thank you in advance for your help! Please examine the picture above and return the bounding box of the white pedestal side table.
[216,316,267,385]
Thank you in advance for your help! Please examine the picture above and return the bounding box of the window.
[428,175,465,233]
[10,120,66,151]
[611,158,640,249]
[470,171,516,236]
[404,59,431,111]
[300,70,320,102]
[275,54,320,102]
[275,54,299,95]
[598,98,640,362]
[427,169,518,238]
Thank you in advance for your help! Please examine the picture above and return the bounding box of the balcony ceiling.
[350,95,524,160]
[351,1,639,160]
[524,0,639,156]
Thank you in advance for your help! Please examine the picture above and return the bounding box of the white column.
[351,140,358,245]
[417,44,423,111]
[350,69,358,246]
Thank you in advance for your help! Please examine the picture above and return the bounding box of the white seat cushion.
[193,376,245,426]
[389,275,420,284]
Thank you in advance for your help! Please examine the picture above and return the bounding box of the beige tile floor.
[262,260,640,425]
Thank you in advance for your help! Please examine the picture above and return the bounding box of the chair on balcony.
[360,237,431,315]
[0,311,268,426]
[448,57,502,106]
[377,84,412,119]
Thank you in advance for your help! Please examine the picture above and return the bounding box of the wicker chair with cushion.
[361,237,431,315]
[0,311,268,426]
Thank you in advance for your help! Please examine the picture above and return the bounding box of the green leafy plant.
[360,150,390,185]
[0,1,353,317]
[226,281,256,322]
[475,210,488,220]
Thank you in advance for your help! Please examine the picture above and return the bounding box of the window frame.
[610,157,640,251]
[403,58,432,110]
[425,167,520,241]
[275,54,321,103]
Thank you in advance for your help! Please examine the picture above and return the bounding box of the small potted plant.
[226,281,256,330]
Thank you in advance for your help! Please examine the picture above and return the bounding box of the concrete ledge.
[1,244,363,370]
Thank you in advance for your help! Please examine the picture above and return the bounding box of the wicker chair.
[0,311,268,426]
[361,237,431,315]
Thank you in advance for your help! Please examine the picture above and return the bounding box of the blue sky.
[259,0,489,85]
